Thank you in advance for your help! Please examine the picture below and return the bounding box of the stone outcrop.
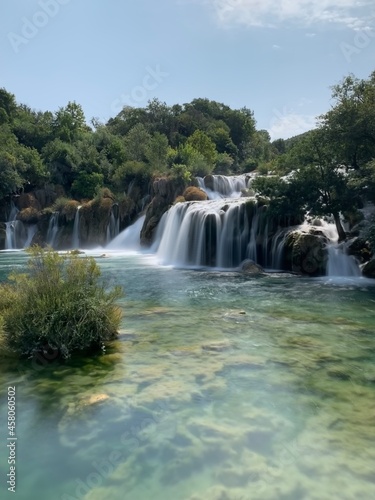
[140,177,188,245]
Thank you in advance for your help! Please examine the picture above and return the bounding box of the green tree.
[124,124,151,162]
[145,132,169,171]
[53,101,88,143]
[71,171,104,199]
[186,130,217,166]
[320,72,375,169]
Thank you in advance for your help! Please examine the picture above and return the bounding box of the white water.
[327,245,361,277]
[5,201,37,250]
[72,206,81,249]
[298,219,361,277]
[5,201,20,250]
[47,212,59,248]
[106,207,120,244]
[154,199,261,268]
[106,216,145,251]
[197,175,249,200]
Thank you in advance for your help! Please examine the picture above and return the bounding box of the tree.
[145,132,169,171]
[53,101,88,143]
[320,72,375,169]
[186,130,217,167]
[124,124,151,162]
[270,129,359,240]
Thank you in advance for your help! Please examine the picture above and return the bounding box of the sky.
[1,0,374,139]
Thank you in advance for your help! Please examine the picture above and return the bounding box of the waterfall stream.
[46,212,59,248]
[72,206,81,249]
[106,216,145,251]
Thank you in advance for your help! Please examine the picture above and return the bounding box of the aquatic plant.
[0,246,123,358]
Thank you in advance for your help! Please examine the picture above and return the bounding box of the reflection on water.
[0,252,375,500]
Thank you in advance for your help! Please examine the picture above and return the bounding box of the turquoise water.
[0,251,375,500]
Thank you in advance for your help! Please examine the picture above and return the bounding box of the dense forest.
[0,70,375,250]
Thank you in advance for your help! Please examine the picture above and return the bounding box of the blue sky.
[1,0,374,139]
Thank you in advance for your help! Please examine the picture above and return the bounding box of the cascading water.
[154,199,270,268]
[197,174,251,200]
[298,219,361,277]
[72,206,81,249]
[5,201,20,250]
[47,212,59,248]
[106,207,120,244]
[106,216,145,251]
[327,245,361,277]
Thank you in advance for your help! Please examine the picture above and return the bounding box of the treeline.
[0,91,278,203]
[253,71,375,241]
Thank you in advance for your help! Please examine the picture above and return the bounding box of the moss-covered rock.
[79,197,113,248]
[141,177,188,245]
[284,230,328,276]
[183,187,208,202]
[17,207,39,224]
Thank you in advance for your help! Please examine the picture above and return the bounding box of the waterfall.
[5,201,20,250]
[298,219,361,277]
[197,175,249,200]
[106,207,120,244]
[154,199,268,268]
[72,206,81,249]
[106,216,145,251]
[47,212,59,248]
[327,245,361,277]
[24,225,37,248]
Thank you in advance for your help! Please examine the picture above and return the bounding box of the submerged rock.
[240,259,265,275]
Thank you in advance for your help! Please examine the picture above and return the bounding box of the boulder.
[183,187,208,202]
[347,237,373,264]
[362,259,375,279]
[284,231,328,276]
[240,259,265,276]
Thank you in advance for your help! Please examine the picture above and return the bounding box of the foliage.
[170,163,192,183]
[72,171,104,199]
[0,247,123,358]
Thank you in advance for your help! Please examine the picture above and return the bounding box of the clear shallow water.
[0,252,375,500]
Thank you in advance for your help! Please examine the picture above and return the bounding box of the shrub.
[0,246,123,359]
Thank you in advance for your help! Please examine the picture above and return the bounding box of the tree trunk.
[333,212,346,242]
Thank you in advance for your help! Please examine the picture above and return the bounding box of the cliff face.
[140,177,188,246]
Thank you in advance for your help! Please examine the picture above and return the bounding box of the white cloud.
[203,0,373,30]
[268,111,317,140]
[272,44,281,49]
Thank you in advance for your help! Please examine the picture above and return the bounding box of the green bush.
[0,247,123,358]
